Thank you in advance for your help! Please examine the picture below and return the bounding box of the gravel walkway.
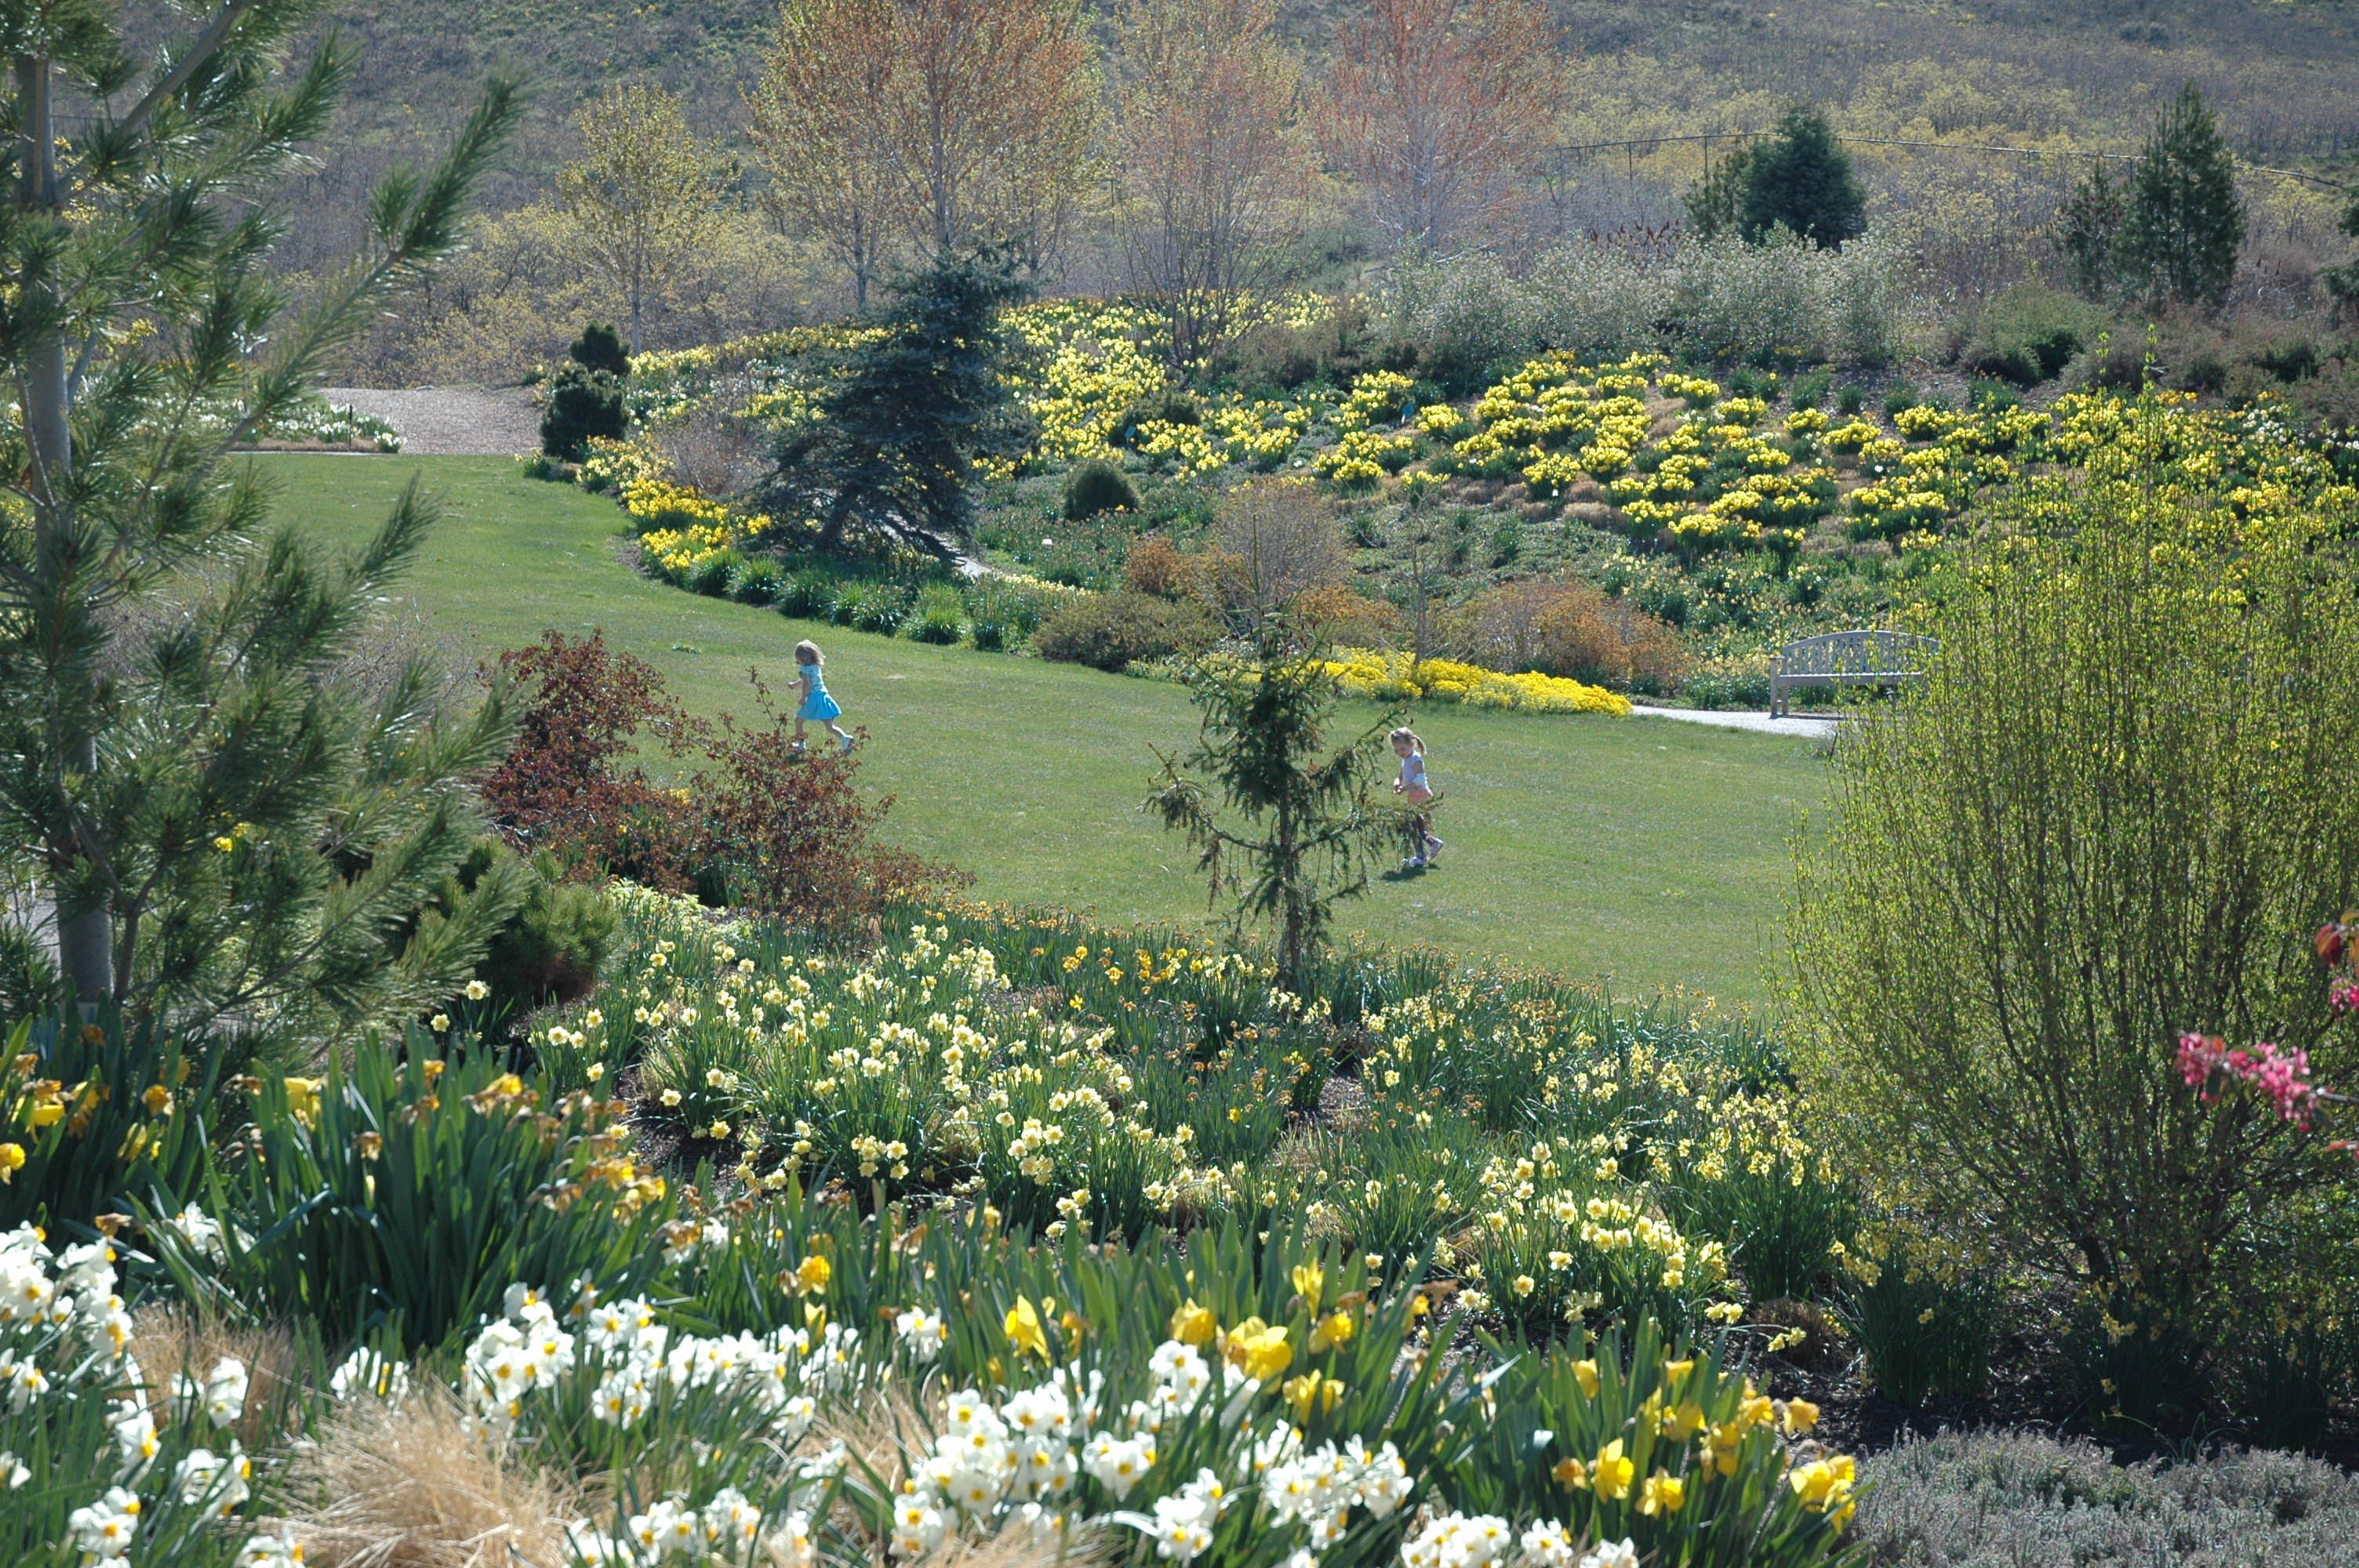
[317,386,541,456]
[1632,705,1839,741]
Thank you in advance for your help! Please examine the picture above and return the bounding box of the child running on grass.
[793,640,852,754]
[1390,726,1444,869]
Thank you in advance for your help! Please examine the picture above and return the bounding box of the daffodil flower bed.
[585,295,2359,689]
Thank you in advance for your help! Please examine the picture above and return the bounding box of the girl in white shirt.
[1390,727,1444,868]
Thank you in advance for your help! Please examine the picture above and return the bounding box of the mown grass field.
[261,453,1832,1007]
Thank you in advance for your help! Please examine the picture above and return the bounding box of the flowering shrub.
[1314,650,1631,717]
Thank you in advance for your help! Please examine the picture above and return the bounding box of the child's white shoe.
[840,734,855,754]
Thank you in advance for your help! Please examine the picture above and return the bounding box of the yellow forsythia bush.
[1321,648,1632,716]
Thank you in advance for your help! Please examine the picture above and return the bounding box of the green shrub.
[729,556,787,605]
[1881,383,1917,416]
[689,547,743,597]
[154,1044,675,1351]
[781,566,837,618]
[1115,387,1201,436]
[1791,400,2359,1381]
[1791,369,1832,408]
[440,838,618,1021]
[907,582,965,644]
[848,581,911,635]
[1835,382,1864,414]
[1063,458,1141,520]
[1834,1235,1995,1406]
[568,320,631,377]
[539,360,625,460]
[1444,1318,1857,1563]
[1961,285,2099,386]
[1851,1432,2359,1566]
[1033,590,1220,672]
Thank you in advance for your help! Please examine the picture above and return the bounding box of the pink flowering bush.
[2179,914,2359,1157]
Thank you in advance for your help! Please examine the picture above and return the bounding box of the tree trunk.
[17,54,111,1008]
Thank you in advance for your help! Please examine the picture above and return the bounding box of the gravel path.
[1632,705,1839,741]
[317,386,541,456]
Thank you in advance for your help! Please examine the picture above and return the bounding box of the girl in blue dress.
[793,640,852,753]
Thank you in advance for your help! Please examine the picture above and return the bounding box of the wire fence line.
[1550,129,2355,192]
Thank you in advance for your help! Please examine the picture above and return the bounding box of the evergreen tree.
[2117,83,2246,308]
[1740,103,1866,249]
[2053,160,2126,300]
[1144,626,1404,991]
[0,2,526,1033]
[1682,143,1754,241]
[2321,155,2359,316]
[763,249,1034,557]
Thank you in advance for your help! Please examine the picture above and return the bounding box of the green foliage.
[1850,1431,2359,1566]
[907,583,965,644]
[1962,284,2102,386]
[0,2,523,1022]
[153,1042,674,1352]
[1740,103,1866,250]
[1445,1318,1856,1563]
[2053,160,2126,301]
[689,546,743,597]
[1834,1240,1995,1407]
[729,556,787,605]
[2117,83,2247,308]
[442,838,618,1019]
[1685,143,1756,241]
[540,359,628,459]
[762,248,1034,557]
[1791,400,2359,1337]
[1063,457,1142,520]
[569,321,632,377]
[0,1014,224,1232]
[1145,639,1404,989]
[1033,589,1220,671]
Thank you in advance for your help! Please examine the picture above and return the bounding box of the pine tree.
[2053,160,2126,300]
[1740,103,1866,249]
[1683,143,1754,241]
[0,3,526,1034]
[2117,83,2246,308]
[762,249,1034,557]
[1144,626,1404,991]
[2326,168,2359,316]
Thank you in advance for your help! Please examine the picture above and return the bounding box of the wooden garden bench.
[1770,630,1937,718]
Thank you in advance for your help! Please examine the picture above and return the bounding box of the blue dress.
[798,666,841,722]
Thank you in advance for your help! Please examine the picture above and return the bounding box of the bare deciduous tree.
[1112,0,1310,364]
[1207,478,1347,632]
[746,0,901,310]
[881,0,1102,267]
[1319,0,1572,256]
[558,84,730,353]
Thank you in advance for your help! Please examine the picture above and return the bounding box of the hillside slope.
[274,0,2359,278]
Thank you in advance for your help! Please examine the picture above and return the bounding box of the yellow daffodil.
[1592,1439,1634,1501]
[1640,1472,1685,1515]
[1169,1299,1217,1346]
[1005,1295,1049,1360]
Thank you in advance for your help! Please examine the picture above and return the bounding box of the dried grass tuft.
[128,1305,302,1446]
[272,1383,577,1568]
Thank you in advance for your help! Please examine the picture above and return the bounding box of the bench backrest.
[1779,630,1937,678]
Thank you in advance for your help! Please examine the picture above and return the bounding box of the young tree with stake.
[1146,626,1406,993]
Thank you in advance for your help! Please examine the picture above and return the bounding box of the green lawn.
[260,454,1830,1007]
